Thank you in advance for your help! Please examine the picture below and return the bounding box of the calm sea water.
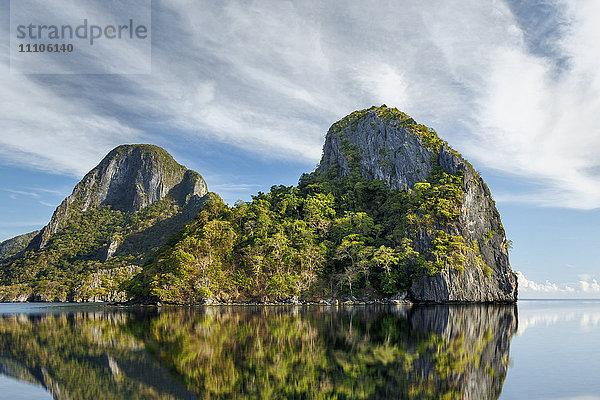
[0,301,597,399]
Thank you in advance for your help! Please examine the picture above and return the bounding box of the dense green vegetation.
[127,107,490,303]
[0,196,190,300]
[129,151,479,302]
[0,305,513,399]
[1,106,500,303]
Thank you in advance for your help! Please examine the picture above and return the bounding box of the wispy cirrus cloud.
[1,189,40,199]
[2,1,600,209]
[1,186,69,208]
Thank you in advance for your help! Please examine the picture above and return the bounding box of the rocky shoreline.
[1,291,518,306]
[1,292,519,306]
[117,293,413,307]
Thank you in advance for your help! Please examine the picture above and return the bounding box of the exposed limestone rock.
[318,106,517,303]
[319,111,434,189]
[103,238,120,261]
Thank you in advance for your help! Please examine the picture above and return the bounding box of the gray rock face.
[319,111,433,189]
[409,145,517,302]
[31,144,208,249]
[318,106,517,303]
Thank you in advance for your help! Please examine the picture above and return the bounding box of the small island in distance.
[0,105,517,304]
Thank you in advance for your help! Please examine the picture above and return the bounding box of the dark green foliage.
[2,107,494,303]
[128,107,488,303]
[130,154,473,302]
[0,196,186,300]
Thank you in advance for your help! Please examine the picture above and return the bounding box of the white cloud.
[0,60,143,176]
[460,1,600,209]
[2,186,69,202]
[579,279,600,293]
[579,273,593,281]
[1,189,40,199]
[0,221,46,228]
[516,271,600,298]
[2,1,600,208]
[516,271,575,293]
[1,186,70,213]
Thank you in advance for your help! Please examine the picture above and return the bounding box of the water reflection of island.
[0,304,517,399]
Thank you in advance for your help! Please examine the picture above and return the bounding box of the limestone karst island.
[0,106,517,304]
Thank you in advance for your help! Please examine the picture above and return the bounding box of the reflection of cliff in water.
[0,311,196,400]
[408,305,517,399]
[0,304,517,400]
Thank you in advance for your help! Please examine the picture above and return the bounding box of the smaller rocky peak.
[81,144,204,213]
[317,105,447,190]
[32,144,208,249]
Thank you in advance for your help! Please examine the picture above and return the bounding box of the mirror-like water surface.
[0,301,596,399]
[501,300,600,400]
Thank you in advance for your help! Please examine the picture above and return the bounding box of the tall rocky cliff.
[318,106,517,302]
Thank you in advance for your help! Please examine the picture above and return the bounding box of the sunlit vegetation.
[1,106,496,303]
[129,132,481,303]
[0,231,39,261]
[0,196,188,300]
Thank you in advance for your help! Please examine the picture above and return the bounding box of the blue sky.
[1,0,599,298]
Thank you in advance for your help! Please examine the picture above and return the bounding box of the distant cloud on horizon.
[516,271,600,298]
